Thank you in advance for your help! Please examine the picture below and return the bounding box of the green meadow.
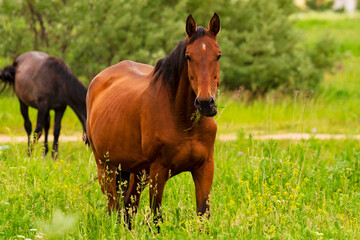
[0,11,360,239]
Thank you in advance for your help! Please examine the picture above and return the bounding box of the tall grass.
[1,137,359,239]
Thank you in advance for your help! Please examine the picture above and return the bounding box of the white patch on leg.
[202,43,206,50]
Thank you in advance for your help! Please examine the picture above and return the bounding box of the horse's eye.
[185,55,191,61]
[217,55,222,61]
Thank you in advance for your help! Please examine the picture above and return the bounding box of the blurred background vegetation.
[0,0,340,95]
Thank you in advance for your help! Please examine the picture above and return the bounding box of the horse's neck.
[67,80,87,131]
[173,72,197,126]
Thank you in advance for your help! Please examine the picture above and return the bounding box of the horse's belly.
[15,83,38,108]
[89,98,147,172]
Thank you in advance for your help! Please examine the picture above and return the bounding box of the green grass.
[1,138,360,239]
[293,11,360,56]
[0,93,83,136]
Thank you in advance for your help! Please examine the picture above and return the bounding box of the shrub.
[306,0,334,11]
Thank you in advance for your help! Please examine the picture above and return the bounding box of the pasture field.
[0,11,360,239]
[1,138,360,239]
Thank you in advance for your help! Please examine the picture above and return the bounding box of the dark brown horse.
[0,51,87,158]
[86,14,221,230]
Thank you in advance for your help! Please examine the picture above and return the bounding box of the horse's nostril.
[194,97,216,111]
[209,97,215,107]
[194,98,201,109]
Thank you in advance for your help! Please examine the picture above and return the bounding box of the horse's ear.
[209,13,220,36]
[186,14,197,38]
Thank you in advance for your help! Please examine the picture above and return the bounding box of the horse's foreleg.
[123,171,147,230]
[43,112,50,157]
[52,107,66,159]
[149,164,169,232]
[191,157,214,218]
[19,100,32,156]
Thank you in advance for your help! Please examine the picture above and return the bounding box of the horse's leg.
[95,158,120,213]
[149,163,169,232]
[122,171,147,230]
[117,170,131,196]
[43,111,50,157]
[33,103,49,151]
[191,157,214,217]
[52,107,66,159]
[19,100,32,156]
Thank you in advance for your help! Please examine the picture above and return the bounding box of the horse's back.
[87,60,152,112]
[88,61,152,97]
[16,51,49,80]
[87,60,153,168]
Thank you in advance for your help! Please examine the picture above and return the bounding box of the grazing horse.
[86,13,221,230]
[0,51,87,158]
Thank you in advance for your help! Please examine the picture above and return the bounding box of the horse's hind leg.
[122,171,148,230]
[116,170,130,195]
[33,103,49,145]
[52,107,66,159]
[94,152,120,213]
[19,100,32,156]
[43,111,50,156]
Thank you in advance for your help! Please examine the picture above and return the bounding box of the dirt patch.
[1,133,359,144]
[218,133,360,141]
[0,134,82,144]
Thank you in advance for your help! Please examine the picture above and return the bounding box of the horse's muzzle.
[194,97,217,117]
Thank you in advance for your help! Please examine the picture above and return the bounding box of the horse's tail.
[0,62,17,93]
[83,129,90,146]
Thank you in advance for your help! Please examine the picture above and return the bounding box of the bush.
[0,0,336,95]
[306,0,334,10]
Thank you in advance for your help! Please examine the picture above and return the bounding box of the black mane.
[152,26,209,98]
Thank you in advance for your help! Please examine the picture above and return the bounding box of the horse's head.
[185,13,221,117]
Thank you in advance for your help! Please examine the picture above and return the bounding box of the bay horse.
[86,13,221,230]
[0,51,87,158]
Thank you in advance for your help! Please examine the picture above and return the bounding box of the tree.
[0,0,336,94]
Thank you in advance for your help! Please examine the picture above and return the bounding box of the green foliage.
[306,0,334,10]
[0,0,337,94]
[0,0,189,81]
[218,0,337,94]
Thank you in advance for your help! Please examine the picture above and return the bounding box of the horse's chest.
[161,138,210,171]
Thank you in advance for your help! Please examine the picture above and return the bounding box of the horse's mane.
[152,26,208,98]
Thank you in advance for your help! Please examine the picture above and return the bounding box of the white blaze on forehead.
[202,43,206,50]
